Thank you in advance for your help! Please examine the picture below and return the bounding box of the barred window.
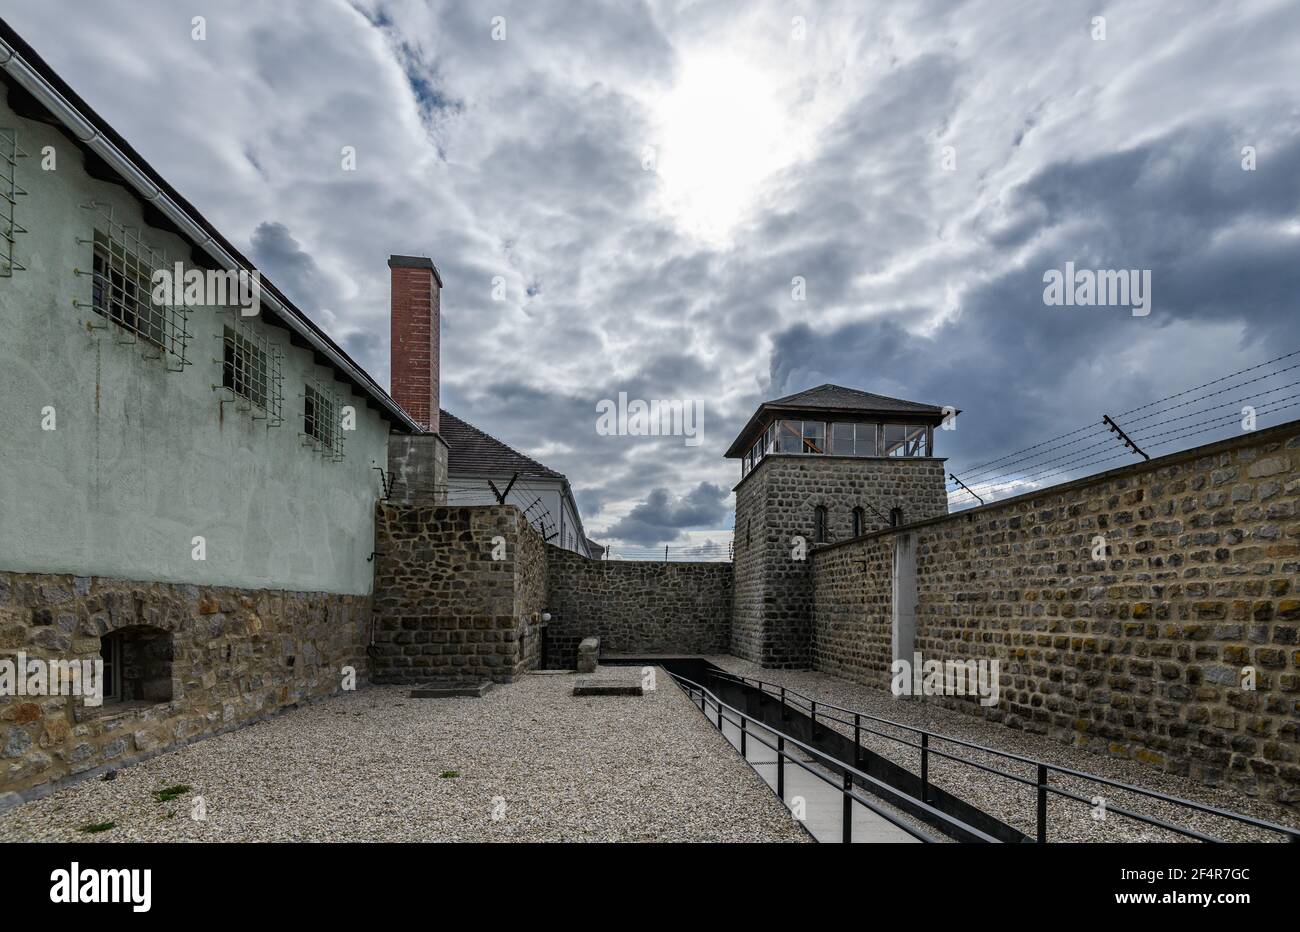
[76,203,190,370]
[0,127,27,277]
[93,230,164,346]
[303,382,343,458]
[223,326,268,409]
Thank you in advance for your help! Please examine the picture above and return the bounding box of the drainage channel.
[608,658,1009,843]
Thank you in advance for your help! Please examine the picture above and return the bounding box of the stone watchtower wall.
[731,454,949,668]
[810,421,1300,802]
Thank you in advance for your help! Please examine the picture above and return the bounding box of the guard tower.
[725,384,951,668]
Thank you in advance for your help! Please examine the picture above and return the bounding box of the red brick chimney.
[388,255,442,433]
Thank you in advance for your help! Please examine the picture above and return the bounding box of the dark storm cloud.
[605,482,730,546]
[250,222,330,316]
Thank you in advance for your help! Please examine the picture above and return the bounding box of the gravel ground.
[0,668,809,843]
[706,657,1300,843]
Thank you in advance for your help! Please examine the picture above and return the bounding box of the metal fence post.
[740,715,747,758]
[777,735,785,800]
[920,732,929,803]
[854,713,862,768]
[1037,763,1048,844]
[780,686,789,722]
[811,700,818,739]
[842,770,853,843]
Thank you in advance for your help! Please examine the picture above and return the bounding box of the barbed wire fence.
[945,347,1300,511]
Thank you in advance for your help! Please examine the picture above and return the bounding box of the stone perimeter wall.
[811,423,1300,801]
[545,547,732,668]
[370,504,548,684]
[0,572,368,798]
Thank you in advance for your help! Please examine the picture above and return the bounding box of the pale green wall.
[0,86,389,595]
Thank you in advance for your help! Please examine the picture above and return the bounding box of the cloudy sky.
[9,1,1300,549]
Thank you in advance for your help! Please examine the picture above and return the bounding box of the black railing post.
[842,770,853,843]
[1037,763,1048,844]
[777,735,785,800]
[854,713,862,768]
[740,715,748,758]
[811,700,819,739]
[717,699,723,731]
[920,732,929,803]
[780,686,789,722]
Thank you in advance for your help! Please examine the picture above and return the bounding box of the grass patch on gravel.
[153,784,191,803]
[77,821,116,834]
[439,770,460,779]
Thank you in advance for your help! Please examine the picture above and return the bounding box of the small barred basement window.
[219,320,283,425]
[814,505,828,543]
[852,507,865,537]
[100,627,173,705]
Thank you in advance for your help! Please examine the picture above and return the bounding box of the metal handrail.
[667,671,1003,844]
[708,669,1300,843]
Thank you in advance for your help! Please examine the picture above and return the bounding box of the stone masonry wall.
[0,572,368,797]
[811,535,894,682]
[370,504,547,684]
[732,454,948,668]
[811,422,1300,802]
[545,547,732,668]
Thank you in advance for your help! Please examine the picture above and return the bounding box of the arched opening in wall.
[814,505,828,543]
[852,507,865,537]
[889,507,904,527]
[100,627,174,706]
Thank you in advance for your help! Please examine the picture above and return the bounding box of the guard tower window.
[884,424,930,457]
[852,507,865,537]
[777,419,828,454]
[814,505,828,543]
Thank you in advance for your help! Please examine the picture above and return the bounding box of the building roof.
[725,383,952,457]
[440,410,565,480]
[0,19,422,433]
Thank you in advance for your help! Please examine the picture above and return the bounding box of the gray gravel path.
[706,657,1300,843]
[0,668,809,843]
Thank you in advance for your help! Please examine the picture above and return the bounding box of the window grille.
[0,128,27,276]
[216,318,283,426]
[303,380,344,460]
[74,202,190,370]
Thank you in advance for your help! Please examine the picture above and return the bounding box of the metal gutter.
[0,22,423,434]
